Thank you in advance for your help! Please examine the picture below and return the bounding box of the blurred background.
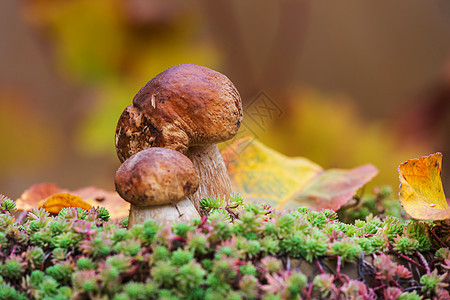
[1,0,450,199]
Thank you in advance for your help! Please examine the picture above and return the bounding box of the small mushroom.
[115,64,242,211]
[115,147,200,227]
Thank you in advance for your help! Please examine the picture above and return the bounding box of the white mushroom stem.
[186,144,233,211]
[128,198,200,227]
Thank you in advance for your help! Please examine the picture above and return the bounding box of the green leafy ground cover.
[0,194,449,300]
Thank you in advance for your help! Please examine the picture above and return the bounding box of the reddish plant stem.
[304,283,314,300]
[340,273,350,282]
[171,236,186,243]
[430,258,440,270]
[416,251,431,274]
[396,253,426,272]
[234,260,246,266]
[198,215,208,228]
[336,256,349,283]
[316,260,325,274]
[336,256,341,280]
[390,278,403,290]
[431,228,448,248]
[373,282,386,291]
[122,263,140,278]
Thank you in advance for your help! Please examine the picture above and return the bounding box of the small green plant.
[0,195,16,213]
[338,186,406,223]
[420,269,449,298]
[0,195,447,299]
[199,193,245,221]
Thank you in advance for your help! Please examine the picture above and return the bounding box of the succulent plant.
[0,195,448,299]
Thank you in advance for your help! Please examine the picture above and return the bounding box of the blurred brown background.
[1,0,450,199]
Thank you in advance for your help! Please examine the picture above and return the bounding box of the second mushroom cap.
[115,147,199,207]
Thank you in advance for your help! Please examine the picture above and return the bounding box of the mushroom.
[115,64,242,211]
[114,147,200,227]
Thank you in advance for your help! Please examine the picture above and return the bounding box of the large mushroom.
[115,64,242,211]
[115,147,200,227]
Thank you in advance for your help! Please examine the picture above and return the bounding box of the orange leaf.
[16,183,129,219]
[72,186,129,219]
[16,183,67,211]
[398,152,450,220]
[222,137,378,211]
[38,193,92,214]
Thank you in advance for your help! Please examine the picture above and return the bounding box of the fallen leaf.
[222,137,378,211]
[38,193,92,214]
[72,186,129,219]
[16,183,67,211]
[290,164,380,211]
[16,183,129,219]
[398,152,450,220]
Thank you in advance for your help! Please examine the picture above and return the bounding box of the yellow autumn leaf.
[222,138,378,211]
[38,193,93,214]
[398,152,450,220]
[17,183,129,218]
[16,183,66,211]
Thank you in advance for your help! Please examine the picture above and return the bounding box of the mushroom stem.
[186,144,233,211]
[128,198,200,227]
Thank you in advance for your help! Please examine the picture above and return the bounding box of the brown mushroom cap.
[115,147,199,206]
[115,64,242,162]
